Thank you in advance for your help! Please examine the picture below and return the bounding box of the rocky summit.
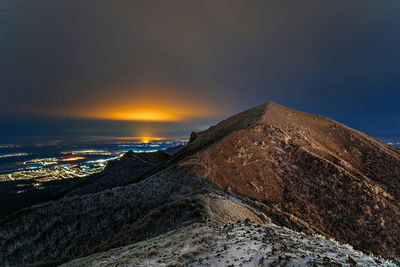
[1,102,399,266]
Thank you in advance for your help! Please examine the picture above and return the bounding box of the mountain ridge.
[1,102,399,265]
[171,102,400,260]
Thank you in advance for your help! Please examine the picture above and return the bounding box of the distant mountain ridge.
[1,102,399,265]
[63,150,169,196]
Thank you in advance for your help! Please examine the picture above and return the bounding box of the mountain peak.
[171,102,400,261]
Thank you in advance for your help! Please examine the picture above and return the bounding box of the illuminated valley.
[0,140,186,219]
[0,157,118,183]
[0,141,186,184]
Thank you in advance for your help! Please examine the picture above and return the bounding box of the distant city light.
[60,156,86,162]
[0,153,29,158]
[0,141,186,184]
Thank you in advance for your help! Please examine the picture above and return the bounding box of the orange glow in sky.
[110,136,165,143]
[61,84,225,122]
[141,138,151,143]
[79,104,210,122]
[98,107,180,121]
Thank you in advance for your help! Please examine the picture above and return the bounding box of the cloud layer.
[1,1,399,142]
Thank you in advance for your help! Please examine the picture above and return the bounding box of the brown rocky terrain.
[170,102,400,261]
[0,102,399,265]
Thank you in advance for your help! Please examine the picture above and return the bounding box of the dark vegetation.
[0,178,79,220]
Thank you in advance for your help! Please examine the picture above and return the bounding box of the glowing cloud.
[64,84,227,122]
[95,107,181,121]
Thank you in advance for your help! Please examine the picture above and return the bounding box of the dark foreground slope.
[63,150,169,196]
[0,102,399,265]
[0,158,267,265]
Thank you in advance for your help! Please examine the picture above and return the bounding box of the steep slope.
[64,222,395,267]
[164,144,186,155]
[171,102,400,261]
[64,150,169,196]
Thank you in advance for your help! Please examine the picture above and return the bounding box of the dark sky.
[1,1,400,143]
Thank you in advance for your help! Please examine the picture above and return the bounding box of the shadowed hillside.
[64,150,170,196]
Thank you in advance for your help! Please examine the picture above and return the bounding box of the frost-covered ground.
[64,221,395,267]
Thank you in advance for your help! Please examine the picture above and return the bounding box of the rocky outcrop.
[189,131,200,143]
